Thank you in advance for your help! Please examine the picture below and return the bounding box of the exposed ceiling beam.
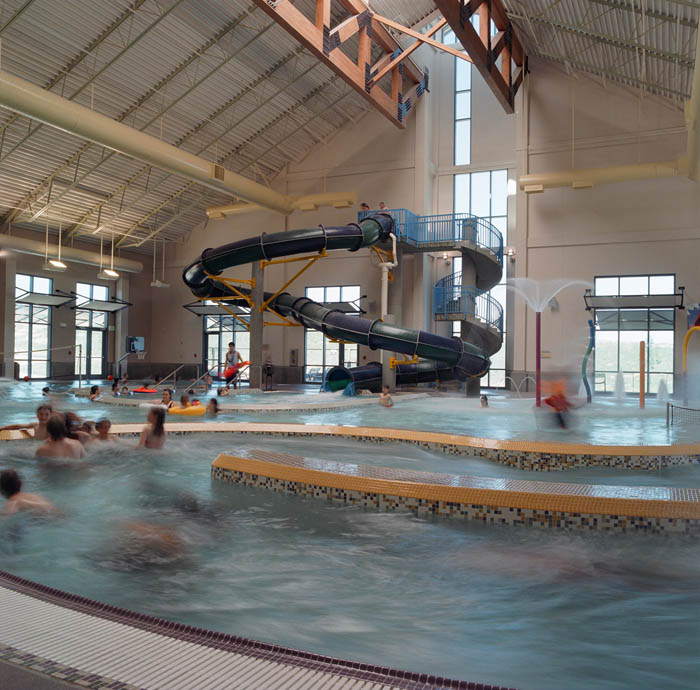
[508,13,695,67]
[434,0,526,113]
[251,0,425,128]
[0,0,37,35]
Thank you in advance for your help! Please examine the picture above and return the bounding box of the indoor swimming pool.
[1,380,697,446]
[0,434,698,690]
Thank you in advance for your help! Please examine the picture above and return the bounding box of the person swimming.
[0,404,52,440]
[160,389,175,409]
[379,385,393,408]
[35,416,87,459]
[93,418,114,442]
[206,398,218,416]
[0,469,56,516]
[138,406,166,449]
[179,393,191,408]
[88,385,101,401]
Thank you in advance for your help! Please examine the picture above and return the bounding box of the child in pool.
[480,394,489,408]
[35,416,86,459]
[179,394,191,408]
[137,407,166,449]
[207,398,218,416]
[121,386,129,396]
[379,385,393,408]
[160,389,175,409]
[0,469,56,516]
[94,418,115,442]
[89,385,101,401]
[0,404,52,440]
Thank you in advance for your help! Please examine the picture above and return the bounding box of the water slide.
[183,213,490,391]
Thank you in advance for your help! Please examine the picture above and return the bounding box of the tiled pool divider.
[212,451,700,535]
[3,421,700,470]
[0,571,517,690]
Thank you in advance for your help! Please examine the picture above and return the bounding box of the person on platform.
[224,342,243,388]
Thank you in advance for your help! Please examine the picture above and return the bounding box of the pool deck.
[212,449,700,534]
[0,571,515,690]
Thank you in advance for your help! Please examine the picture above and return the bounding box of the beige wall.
[514,58,697,382]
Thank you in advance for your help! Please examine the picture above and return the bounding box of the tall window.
[454,58,471,166]
[594,275,675,394]
[203,316,250,381]
[75,283,108,377]
[15,274,52,378]
[304,285,360,382]
[453,169,508,387]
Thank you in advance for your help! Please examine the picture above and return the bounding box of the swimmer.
[121,385,129,396]
[0,404,52,440]
[111,382,120,397]
[480,394,489,408]
[207,398,218,416]
[35,416,86,459]
[160,389,175,409]
[88,385,101,401]
[64,411,91,444]
[93,418,114,442]
[379,385,393,408]
[217,385,231,397]
[42,386,50,396]
[0,469,56,516]
[179,393,191,409]
[137,406,166,449]
[199,374,213,392]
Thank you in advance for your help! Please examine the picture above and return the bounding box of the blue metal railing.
[433,271,504,333]
[359,208,503,264]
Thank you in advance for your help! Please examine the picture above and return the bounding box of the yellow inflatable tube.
[168,405,206,417]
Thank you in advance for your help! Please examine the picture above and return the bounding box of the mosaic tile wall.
[212,466,700,535]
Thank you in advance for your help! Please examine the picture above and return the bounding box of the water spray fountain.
[507,278,591,406]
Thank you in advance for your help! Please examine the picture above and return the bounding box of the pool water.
[1,434,699,690]
[1,380,697,446]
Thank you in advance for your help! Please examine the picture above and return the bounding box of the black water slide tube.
[182,214,490,390]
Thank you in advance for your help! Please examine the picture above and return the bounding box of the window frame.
[593,274,675,395]
[202,315,250,382]
[15,274,53,379]
[304,285,361,383]
[75,282,109,378]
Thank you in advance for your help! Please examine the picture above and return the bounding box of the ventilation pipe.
[520,26,700,193]
[0,69,295,215]
[0,233,143,273]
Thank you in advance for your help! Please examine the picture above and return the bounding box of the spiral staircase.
[361,209,504,363]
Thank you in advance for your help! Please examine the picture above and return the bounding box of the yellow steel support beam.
[259,251,327,312]
[389,354,418,370]
[198,298,251,331]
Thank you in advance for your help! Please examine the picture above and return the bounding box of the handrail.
[158,363,185,391]
[188,364,220,391]
[359,208,503,264]
[433,271,504,333]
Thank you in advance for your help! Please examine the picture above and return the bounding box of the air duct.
[0,234,143,273]
[0,69,295,215]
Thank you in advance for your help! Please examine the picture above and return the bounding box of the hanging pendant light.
[98,233,119,279]
[43,221,67,271]
[150,238,170,288]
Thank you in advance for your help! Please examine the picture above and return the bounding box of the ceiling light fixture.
[43,221,67,272]
[150,238,170,288]
[97,234,119,280]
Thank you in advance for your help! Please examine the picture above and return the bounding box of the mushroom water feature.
[507,278,592,406]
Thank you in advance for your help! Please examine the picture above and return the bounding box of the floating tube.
[223,361,250,379]
[168,405,206,416]
[182,214,490,390]
[133,387,158,393]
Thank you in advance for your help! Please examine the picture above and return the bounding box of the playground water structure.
[1,430,700,690]
[182,213,502,392]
